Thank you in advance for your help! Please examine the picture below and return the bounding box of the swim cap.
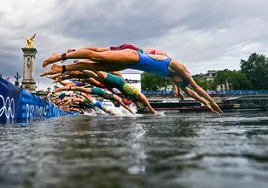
[114,102,121,107]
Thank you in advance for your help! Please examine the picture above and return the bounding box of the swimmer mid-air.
[41,45,223,114]
[82,70,158,114]
[53,85,136,115]
[60,44,184,101]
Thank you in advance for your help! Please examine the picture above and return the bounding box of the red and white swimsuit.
[110,44,157,55]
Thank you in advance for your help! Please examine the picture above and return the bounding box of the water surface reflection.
[0,112,268,188]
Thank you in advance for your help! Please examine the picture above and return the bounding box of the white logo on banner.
[0,95,15,119]
[25,104,45,120]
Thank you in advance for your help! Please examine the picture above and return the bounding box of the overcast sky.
[1,0,268,90]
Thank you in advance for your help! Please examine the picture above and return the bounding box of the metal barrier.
[142,90,268,95]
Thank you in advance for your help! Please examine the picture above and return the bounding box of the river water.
[0,112,268,188]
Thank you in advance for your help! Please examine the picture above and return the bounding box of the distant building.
[193,70,217,81]
[206,70,217,82]
[120,69,232,92]
[193,70,231,91]
[120,69,143,91]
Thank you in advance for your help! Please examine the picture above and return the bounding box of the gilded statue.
[23,34,36,48]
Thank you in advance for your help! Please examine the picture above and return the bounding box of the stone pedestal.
[21,48,37,93]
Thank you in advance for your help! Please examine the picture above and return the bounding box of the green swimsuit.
[103,73,139,100]
[91,87,106,96]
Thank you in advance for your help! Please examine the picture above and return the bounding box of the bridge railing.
[142,90,268,95]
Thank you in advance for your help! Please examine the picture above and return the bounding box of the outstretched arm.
[113,95,135,114]
[180,69,223,114]
[79,92,115,115]
[137,93,158,115]
[170,78,185,101]
[182,87,215,113]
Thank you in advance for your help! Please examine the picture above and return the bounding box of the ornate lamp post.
[21,34,37,93]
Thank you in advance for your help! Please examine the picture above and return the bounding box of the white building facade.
[120,69,143,91]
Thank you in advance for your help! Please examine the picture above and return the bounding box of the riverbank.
[146,95,268,113]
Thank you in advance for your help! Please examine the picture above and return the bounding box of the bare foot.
[40,64,62,77]
[42,53,61,68]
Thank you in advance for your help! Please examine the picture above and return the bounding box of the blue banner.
[0,78,66,124]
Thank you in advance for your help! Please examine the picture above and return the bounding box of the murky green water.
[1,112,268,188]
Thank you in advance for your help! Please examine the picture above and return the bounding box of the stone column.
[21,48,37,93]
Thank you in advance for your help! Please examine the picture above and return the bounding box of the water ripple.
[0,112,268,188]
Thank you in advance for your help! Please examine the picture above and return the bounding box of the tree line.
[141,53,268,90]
